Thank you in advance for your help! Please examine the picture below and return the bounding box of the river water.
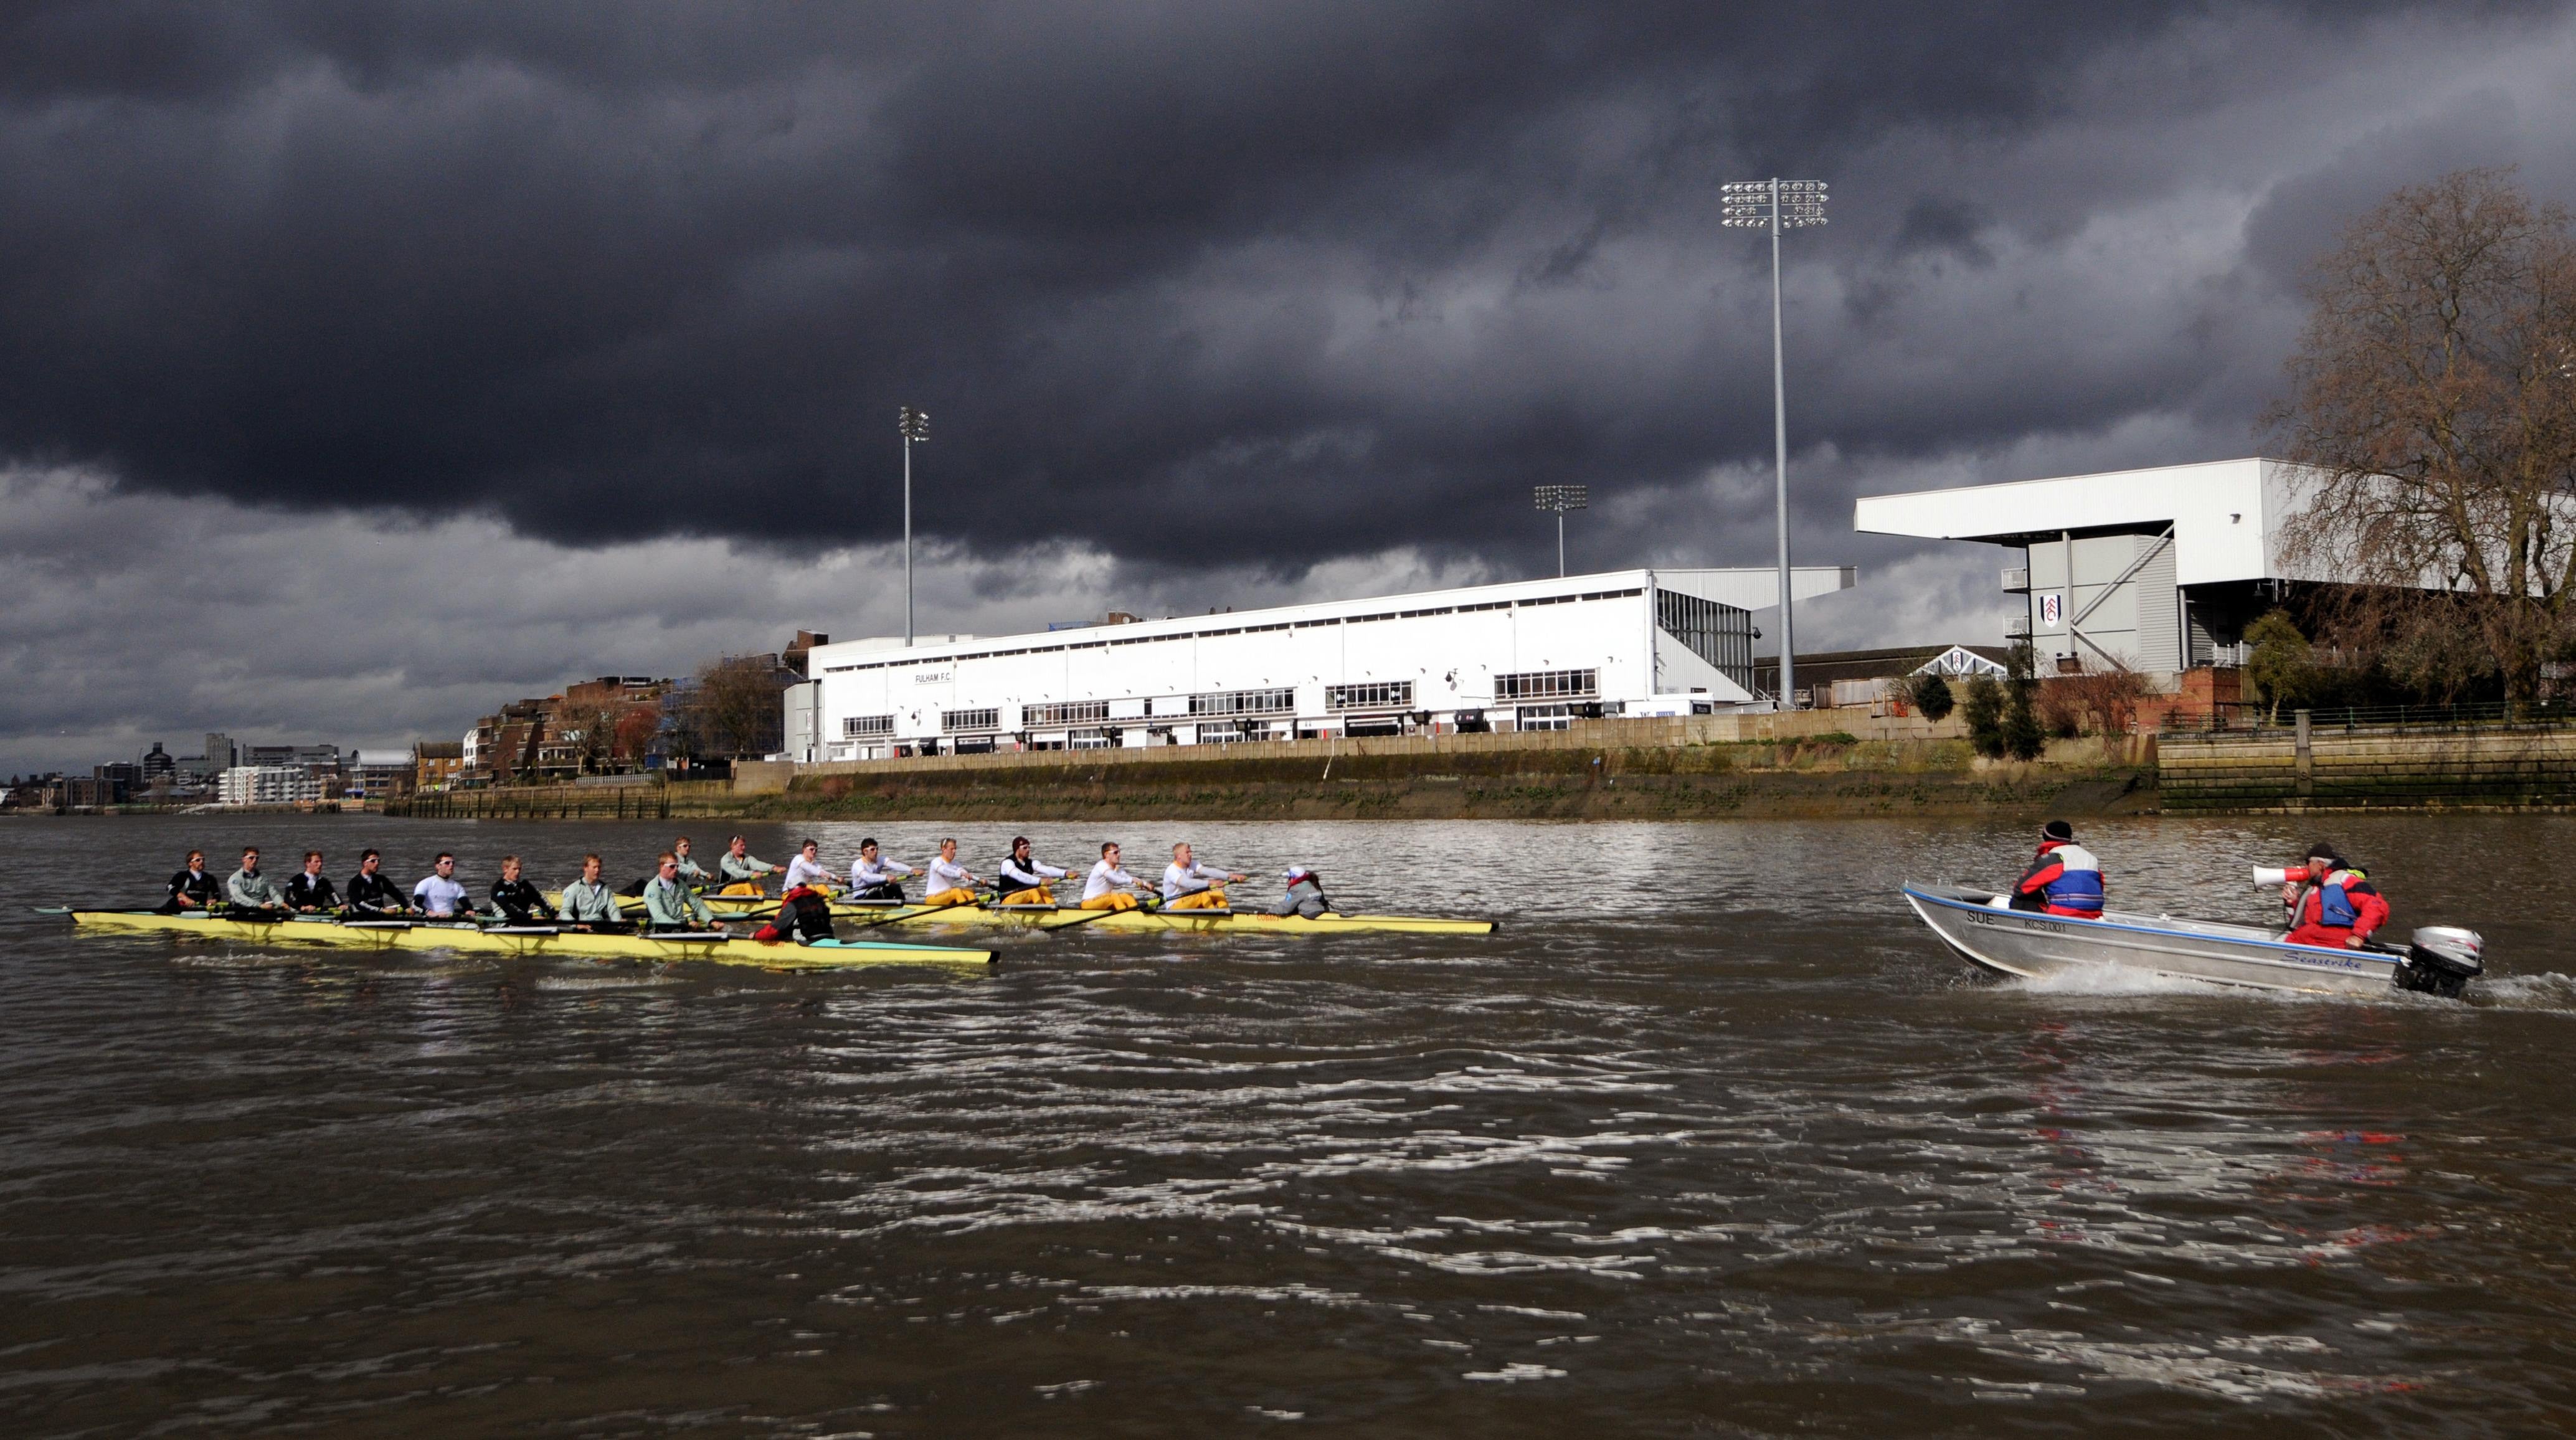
[2,813,2572,1437]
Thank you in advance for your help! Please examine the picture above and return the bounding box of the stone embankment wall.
[2159,715,2576,811]
[733,712,2155,822]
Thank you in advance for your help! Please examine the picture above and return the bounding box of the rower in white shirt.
[848,838,919,903]
[1160,842,1248,911]
[1081,842,1155,912]
[921,838,982,906]
[996,836,1068,907]
[780,838,834,893]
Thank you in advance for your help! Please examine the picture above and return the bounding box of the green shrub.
[1962,674,2007,757]
[1905,671,1956,721]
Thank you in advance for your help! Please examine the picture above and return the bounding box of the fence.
[2187,700,2574,736]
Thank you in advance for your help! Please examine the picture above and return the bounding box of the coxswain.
[488,855,556,925]
[346,849,408,915]
[558,854,627,930]
[717,835,778,895]
[1079,842,1152,912]
[1270,865,1332,919]
[848,838,918,903]
[781,838,834,893]
[1160,842,1246,911]
[285,850,341,912]
[755,885,837,945]
[411,853,471,918]
[921,838,981,905]
[645,852,719,930]
[161,850,220,912]
[2281,842,2389,949]
[2009,820,2104,918]
[227,846,285,912]
[995,836,1068,907]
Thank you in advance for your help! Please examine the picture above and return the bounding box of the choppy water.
[2,813,2573,1436]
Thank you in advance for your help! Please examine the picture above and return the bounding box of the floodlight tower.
[897,405,930,646]
[1720,178,1827,708]
[1533,485,1588,578]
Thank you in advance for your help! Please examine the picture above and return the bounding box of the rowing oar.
[1047,892,1163,932]
[841,889,993,931]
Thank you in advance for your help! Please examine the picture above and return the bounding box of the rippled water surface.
[4,813,2574,1437]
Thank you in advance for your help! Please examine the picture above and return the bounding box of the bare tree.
[688,656,790,758]
[2271,168,2576,705]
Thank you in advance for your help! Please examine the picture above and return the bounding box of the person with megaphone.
[2255,843,2390,950]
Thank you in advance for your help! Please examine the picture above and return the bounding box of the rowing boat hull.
[825,905,1491,936]
[1899,883,2401,996]
[67,911,993,967]
[660,893,1494,936]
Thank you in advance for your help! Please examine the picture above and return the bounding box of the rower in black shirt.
[346,848,408,915]
[488,855,556,925]
[284,850,341,912]
[162,850,220,912]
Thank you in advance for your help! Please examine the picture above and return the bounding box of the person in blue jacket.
[2009,820,2104,917]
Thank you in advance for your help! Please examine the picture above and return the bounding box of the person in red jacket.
[2010,820,2105,917]
[2281,843,2390,949]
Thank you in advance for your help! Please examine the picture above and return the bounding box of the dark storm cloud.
[0,0,2570,585]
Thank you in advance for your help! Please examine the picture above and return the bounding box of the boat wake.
[2003,963,2242,999]
[2469,972,2576,1011]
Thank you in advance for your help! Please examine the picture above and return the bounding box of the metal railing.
[2185,701,2576,736]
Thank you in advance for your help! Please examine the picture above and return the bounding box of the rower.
[411,853,470,918]
[921,838,981,906]
[488,856,556,925]
[285,850,341,912]
[227,846,285,912]
[346,849,409,915]
[718,835,778,896]
[558,853,627,930]
[1080,843,1152,912]
[672,836,714,889]
[645,851,719,930]
[161,850,220,913]
[2281,842,2389,950]
[782,838,835,893]
[755,885,838,945]
[2009,820,2103,918]
[995,836,1068,907]
[1160,843,1246,911]
[848,838,918,903]
[1270,865,1332,919]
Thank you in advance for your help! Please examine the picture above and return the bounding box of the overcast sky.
[6,1,2576,774]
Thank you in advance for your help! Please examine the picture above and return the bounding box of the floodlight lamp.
[897,405,930,441]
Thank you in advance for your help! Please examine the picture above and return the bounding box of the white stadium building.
[790,566,1856,761]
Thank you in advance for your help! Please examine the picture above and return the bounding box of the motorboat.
[1898,883,2484,998]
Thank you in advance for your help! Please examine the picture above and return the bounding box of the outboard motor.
[2394,926,2484,998]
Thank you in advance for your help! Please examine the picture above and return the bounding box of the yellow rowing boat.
[64,910,993,967]
[665,895,1497,936]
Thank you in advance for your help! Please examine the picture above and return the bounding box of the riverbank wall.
[376,710,2576,823]
[729,713,2156,822]
[2159,714,2576,811]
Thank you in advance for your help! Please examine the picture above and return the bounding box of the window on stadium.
[1025,699,1110,727]
[841,714,895,738]
[1068,727,1117,749]
[1325,680,1413,711]
[1189,688,1295,716]
[941,708,1000,733]
[1515,704,1574,731]
[1495,668,1598,701]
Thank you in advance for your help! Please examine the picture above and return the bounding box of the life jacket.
[2038,841,2104,914]
[2313,868,2368,927]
